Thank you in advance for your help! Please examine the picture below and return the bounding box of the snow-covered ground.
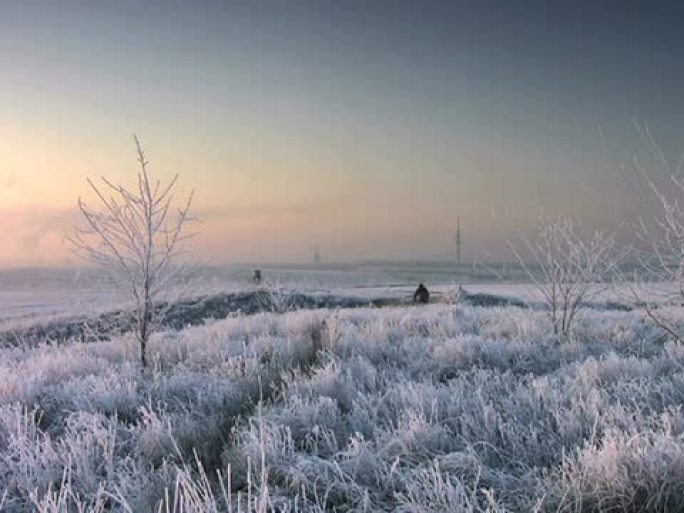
[0,265,681,512]
[0,262,643,325]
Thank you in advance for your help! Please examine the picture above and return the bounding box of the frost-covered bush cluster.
[0,301,682,512]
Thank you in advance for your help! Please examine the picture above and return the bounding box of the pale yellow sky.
[0,122,627,267]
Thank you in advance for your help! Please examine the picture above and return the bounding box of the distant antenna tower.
[455,217,462,264]
[313,244,321,264]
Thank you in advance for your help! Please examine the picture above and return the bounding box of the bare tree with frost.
[623,124,684,341]
[70,135,194,367]
[510,215,618,335]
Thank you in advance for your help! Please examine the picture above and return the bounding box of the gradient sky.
[1,0,683,266]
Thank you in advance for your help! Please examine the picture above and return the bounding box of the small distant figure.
[252,269,262,284]
[413,283,430,304]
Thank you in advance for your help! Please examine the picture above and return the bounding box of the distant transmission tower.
[313,244,321,264]
[455,217,462,264]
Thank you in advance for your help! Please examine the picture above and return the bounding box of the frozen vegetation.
[0,283,682,512]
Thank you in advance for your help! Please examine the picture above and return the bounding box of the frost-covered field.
[0,262,526,324]
[1,276,683,512]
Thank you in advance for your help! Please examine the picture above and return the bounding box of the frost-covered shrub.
[554,411,684,513]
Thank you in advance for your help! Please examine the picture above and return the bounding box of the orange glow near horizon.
[0,114,641,267]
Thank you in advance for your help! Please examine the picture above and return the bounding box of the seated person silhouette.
[413,283,430,304]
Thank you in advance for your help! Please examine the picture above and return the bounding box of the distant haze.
[1,1,683,267]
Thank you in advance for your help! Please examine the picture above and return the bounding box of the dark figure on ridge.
[252,269,262,285]
[413,283,430,304]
